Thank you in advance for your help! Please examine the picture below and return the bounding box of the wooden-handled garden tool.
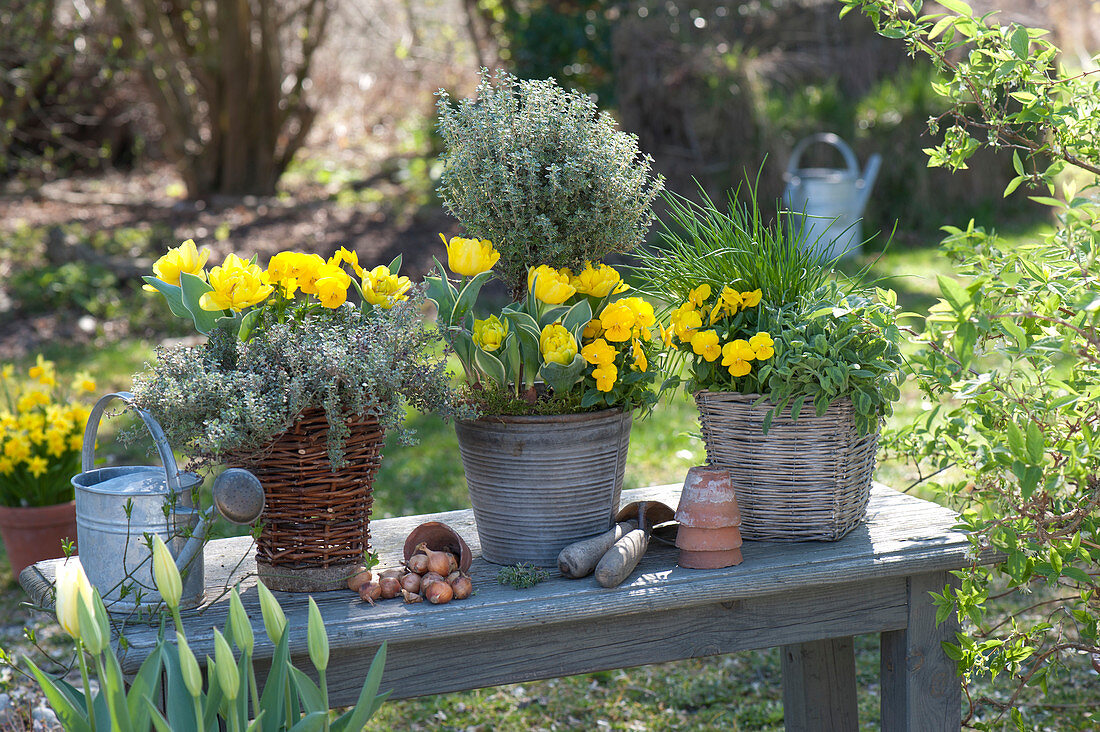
[593,500,676,588]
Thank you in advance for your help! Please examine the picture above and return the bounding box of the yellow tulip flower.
[441,234,500,276]
[528,265,576,305]
[592,362,618,392]
[539,323,578,366]
[143,239,211,291]
[152,535,183,609]
[570,262,628,298]
[199,254,274,312]
[362,265,413,309]
[473,315,508,352]
[55,560,94,640]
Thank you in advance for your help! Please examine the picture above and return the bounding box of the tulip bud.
[307,597,329,672]
[76,590,105,654]
[213,629,239,701]
[228,589,254,656]
[151,535,182,610]
[256,581,287,644]
[55,560,94,641]
[176,632,203,698]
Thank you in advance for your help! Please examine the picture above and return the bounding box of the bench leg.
[881,571,961,731]
[782,636,858,731]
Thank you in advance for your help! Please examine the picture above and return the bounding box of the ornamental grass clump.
[636,182,904,434]
[134,240,464,466]
[430,71,666,415]
[436,69,664,299]
[0,357,96,507]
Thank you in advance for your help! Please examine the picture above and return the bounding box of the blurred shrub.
[0,0,144,179]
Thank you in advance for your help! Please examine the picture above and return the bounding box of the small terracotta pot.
[0,501,78,576]
[675,525,743,552]
[674,467,742,528]
[403,521,473,572]
[678,547,744,570]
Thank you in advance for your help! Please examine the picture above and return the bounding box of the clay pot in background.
[675,467,743,569]
[0,502,78,577]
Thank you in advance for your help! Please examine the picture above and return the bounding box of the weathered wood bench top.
[21,482,985,730]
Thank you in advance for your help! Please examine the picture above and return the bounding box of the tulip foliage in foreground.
[29,537,389,731]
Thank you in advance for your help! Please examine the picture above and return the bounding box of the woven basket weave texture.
[695,391,878,542]
[228,408,383,569]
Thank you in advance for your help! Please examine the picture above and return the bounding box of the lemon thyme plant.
[428,236,660,413]
[0,357,95,507]
[636,185,904,435]
[134,240,463,466]
[435,69,664,300]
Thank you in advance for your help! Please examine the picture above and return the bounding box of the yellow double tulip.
[473,315,508,352]
[143,239,211,292]
[571,262,628,298]
[200,254,274,312]
[528,265,576,305]
[363,265,412,309]
[539,323,578,365]
[441,234,500,276]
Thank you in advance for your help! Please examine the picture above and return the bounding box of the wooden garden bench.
[22,483,987,731]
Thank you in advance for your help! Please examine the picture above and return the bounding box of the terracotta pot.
[404,521,473,572]
[678,547,744,570]
[675,525,744,552]
[0,501,78,577]
[674,466,742,528]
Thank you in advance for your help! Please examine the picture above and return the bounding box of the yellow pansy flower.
[599,301,636,342]
[290,253,327,295]
[143,239,211,292]
[658,323,674,348]
[688,284,712,308]
[329,246,365,277]
[741,289,763,308]
[749,331,775,360]
[631,339,648,372]
[581,338,618,367]
[570,262,629,298]
[582,319,604,341]
[528,265,576,305]
[670,302,702,341]
[722,339,756,378]
[313,263,352,309]
[539,323,578,366]
[200,254,274,312]
[473,315,508,352]
[690,330,722,362]
[592,362,618,392]
[620,297,656,331]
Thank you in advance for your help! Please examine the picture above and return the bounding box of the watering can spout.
[856,153,882,213]
[173,467,266,577]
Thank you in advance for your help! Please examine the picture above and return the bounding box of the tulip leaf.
[259,625,292,732]
[562,300,593,335]
[290,667,324,712]
[25,658,92,732]
[331,643,389,732]
[451,271,494,326]
[288,712,327,732]
[474,348,508,387]
[501,331,521,381]
[502,310,541,343]
[179,272,222,335]
[540,354,586,395]
[142,277,191,319]
[538,305,568,329]
[160,643,199,732]
[388,253,403,273]
[237,309,263,341]
[102,643,135,731]
[126,643,164,732]
[146,701,173,732]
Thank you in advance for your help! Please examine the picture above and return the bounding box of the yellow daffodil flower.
[599,301,636,342]
[722,339,756,378]
[441,234,500,276]
[690,330,722,362]
[71,372,96,393]
[143,239,211,292]
[749,331,775,360]
[539,323,578,366]
[631,338,648,372]
[473,315,508,352]
[592,362,618,392]
[25,456,48,477]
[581,338,618,366]
[528,265,576,305]
[688,284,712,308]
[28,355,56,386]
[200,254,274,312]
[570,262,629,297]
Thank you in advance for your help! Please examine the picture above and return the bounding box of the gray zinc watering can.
[783,132,881,260]
[72,392,265,612]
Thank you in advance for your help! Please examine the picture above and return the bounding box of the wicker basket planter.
[694,391,878,542]
[227,408,385,591]
[455,408,632,567]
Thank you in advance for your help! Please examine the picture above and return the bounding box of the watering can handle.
[81,392,183,495]
[786,132,861,179]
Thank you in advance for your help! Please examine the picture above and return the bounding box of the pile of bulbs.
[348,542,473,605]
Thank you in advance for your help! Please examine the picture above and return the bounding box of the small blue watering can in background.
[72,392,265,613]
[783,133,881,260]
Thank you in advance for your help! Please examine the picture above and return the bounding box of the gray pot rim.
[459,406,626,427]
